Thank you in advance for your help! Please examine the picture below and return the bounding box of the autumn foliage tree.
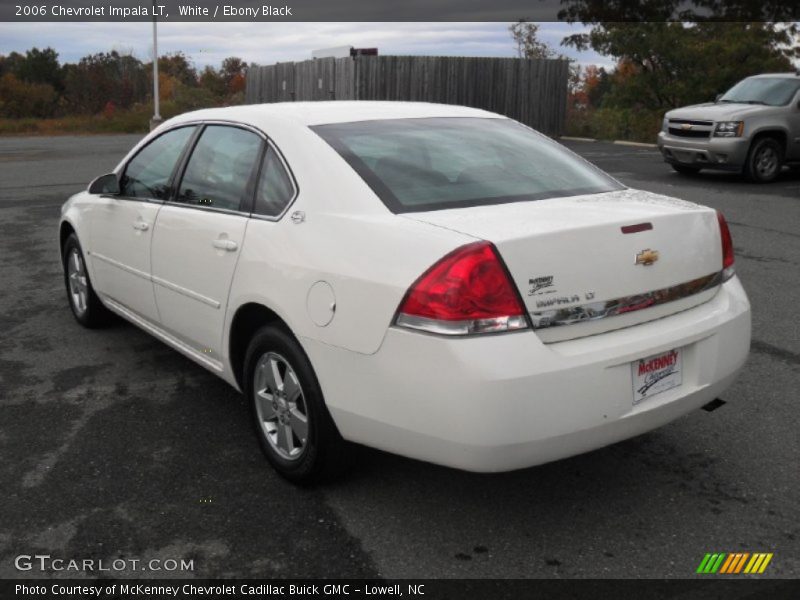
[0,47,250,119]
[563,22,797,111]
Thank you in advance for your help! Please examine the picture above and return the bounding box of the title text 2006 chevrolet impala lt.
[59,102,751,483]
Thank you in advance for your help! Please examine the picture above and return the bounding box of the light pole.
[150,0,163,129]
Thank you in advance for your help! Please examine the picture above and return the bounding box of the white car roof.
[166,101,504,130]
[749,72,800,79]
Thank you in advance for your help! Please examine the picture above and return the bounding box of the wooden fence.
[245,55,569,136]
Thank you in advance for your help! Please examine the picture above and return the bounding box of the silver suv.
[657,73,800,182]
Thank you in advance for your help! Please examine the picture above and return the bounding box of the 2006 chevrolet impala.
[59,102,751,483]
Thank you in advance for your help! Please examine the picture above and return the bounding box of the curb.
[560,136,658,149]
[560,136,596,142]
[613,140,658,149]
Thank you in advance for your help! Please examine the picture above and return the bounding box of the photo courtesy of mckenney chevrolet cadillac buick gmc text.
[58,101,751,483]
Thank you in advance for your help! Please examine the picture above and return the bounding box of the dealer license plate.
[631,348,683,404]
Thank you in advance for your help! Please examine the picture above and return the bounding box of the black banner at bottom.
[2,579,800,600]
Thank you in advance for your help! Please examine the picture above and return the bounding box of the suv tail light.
[394,241,529,335]
[717,211,735,281]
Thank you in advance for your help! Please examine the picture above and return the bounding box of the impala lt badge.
[635,249,660,266]
[528,275,555,296]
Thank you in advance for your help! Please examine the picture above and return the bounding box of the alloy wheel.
[754,146,778,179]
[67,248,89,315]
[253,352,309,460]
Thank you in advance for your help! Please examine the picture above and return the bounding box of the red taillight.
[717,211,735,280]
[395,241,528,335]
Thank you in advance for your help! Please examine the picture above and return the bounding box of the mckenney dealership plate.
[632,348,683,404]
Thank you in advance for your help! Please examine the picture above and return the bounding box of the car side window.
[253,147,295,217]
[176,125,262,211]
[120,126,196,199]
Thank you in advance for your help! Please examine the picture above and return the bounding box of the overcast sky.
[0,22,613,70]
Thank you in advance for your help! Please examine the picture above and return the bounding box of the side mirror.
[714,94,722,103]
[88,173,120,195]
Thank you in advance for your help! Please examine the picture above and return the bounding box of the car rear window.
[311,117,623,213]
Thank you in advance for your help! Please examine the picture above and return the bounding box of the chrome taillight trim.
[530,271,726,330]
[395,313,528,336]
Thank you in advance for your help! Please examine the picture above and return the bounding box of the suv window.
[120,126,196,199]
[177,125,262,211]
[720,77,800,107]
[253,148,295,217]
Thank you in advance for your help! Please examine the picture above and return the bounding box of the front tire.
[62,233,111,328]
[744,137,783,183]
[244,325,352,484]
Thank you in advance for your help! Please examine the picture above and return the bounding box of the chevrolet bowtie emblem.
[681,123,693,130]
[635,249,659,266]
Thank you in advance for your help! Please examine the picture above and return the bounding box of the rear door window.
[176,125,263,211]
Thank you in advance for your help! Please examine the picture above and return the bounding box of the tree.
[13,47,63,91]
[583,65,611,108]
[199,65,226,99]
[220,57,248,95]
[63,51,148,114]
[558,0,800,23]
[563,22,795,110]
[509,21,556,60]
[0,72,58,117]
[153,52,197,87]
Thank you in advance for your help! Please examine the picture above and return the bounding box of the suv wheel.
[244,325,353,484]
[671,164,701,175]
[744,137,783,183]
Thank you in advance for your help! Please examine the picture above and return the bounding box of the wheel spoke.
[283,369,301,401]
[256,389,276,421]
[276,422,293,453]
[71,251,81,274]
[265,357,283,392]
[289,407,308,442]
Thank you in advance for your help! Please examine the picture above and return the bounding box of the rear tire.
[671,163,701,175]
[62,233,112,328]
[744,137,783,183]
[244,325,353,484]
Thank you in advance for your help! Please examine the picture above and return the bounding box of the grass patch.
[0,112,152,135]
[566,107,663,143]
[0,101,205,136]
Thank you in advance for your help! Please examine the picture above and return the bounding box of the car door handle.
[212,239,238,252]
[132,221,149,231]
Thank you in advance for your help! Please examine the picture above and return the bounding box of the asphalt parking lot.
[0,134,798,580]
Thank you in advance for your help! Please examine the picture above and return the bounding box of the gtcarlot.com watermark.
[15,554,194,573]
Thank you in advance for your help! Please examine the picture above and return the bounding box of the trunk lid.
[403,189,724,342]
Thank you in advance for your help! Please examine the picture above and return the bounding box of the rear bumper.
[657,132,750,170]
[304,278,751,472]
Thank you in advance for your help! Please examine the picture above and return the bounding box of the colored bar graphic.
[698,552,773,574]
[758,554,773,573]
[734,553,750,573]
[698,553,727,573]
[719,554,736,574]
[697,553,713,573]
[720,553,738,574]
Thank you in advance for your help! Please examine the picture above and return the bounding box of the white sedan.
[59,102,751,483]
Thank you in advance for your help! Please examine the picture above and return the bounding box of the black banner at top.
[1,0,800,22]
